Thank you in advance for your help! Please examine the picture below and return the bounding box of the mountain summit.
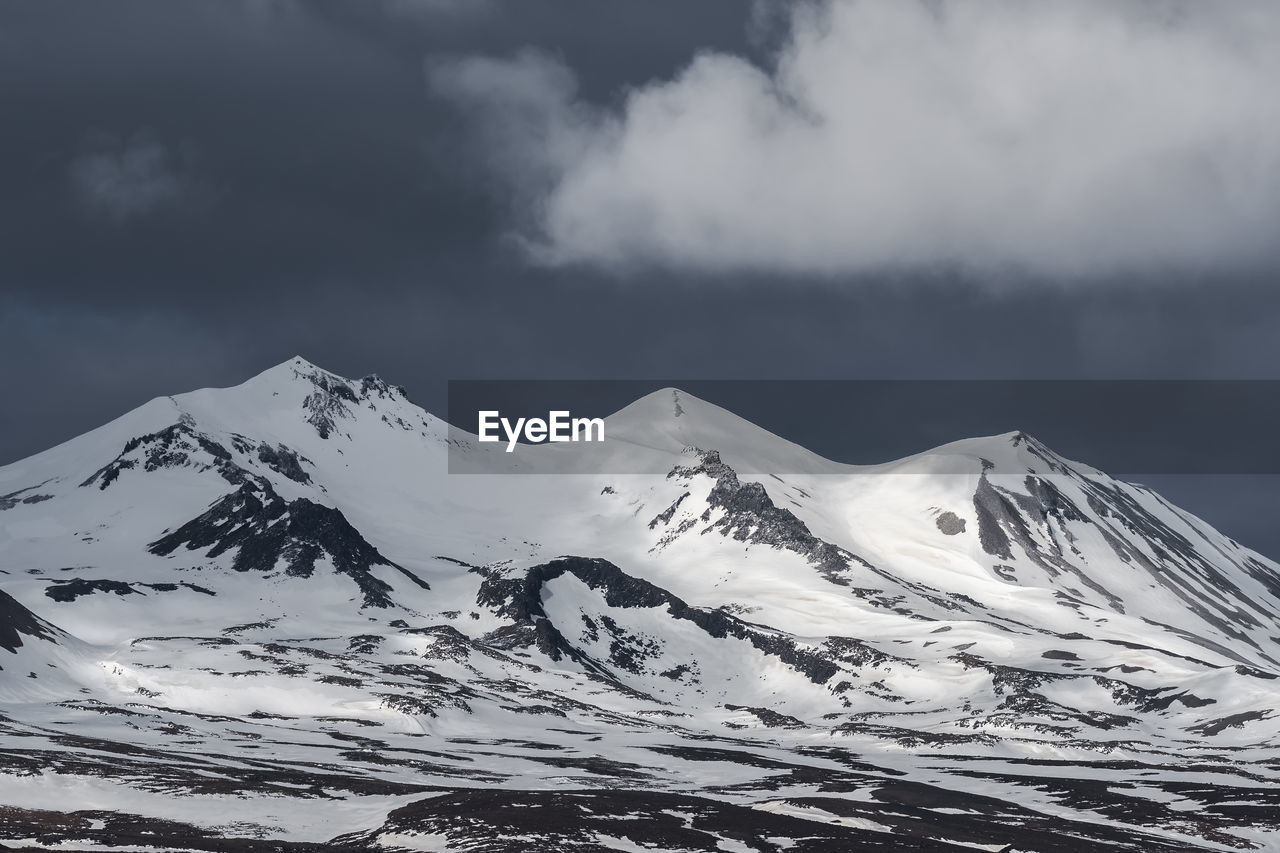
[1,358,1278,851]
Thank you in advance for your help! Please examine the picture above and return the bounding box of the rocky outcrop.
[147,480,425,608]
[477,557,838,685]
[80,424,249,491]
[0,590,58,654]
[658,450,873,584]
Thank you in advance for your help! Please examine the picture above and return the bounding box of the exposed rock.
[478,556,839,685]
[45,579,138,602]
[0,486,54,511]
[80,424,247,491]
[973,473,1123,611]
[44,580,216,603]
[147,480,413,608]
[256,443,312,484]
[0,590,58,653]
[660,450,873,585]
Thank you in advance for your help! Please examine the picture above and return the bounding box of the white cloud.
[68,133,194,224]
[432,0,1280,281]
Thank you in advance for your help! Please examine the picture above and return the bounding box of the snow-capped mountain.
[2,357,1278,851]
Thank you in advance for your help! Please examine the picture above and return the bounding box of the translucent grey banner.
[445,380,1280,475]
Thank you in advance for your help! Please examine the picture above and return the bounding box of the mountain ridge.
[2,357,1279,851]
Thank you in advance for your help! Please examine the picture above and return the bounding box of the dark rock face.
[359,374,408,401]
[973,473,1122,610]
[723,704,806,728]
[80,424,247,491]
[971,441,1280,667]
[0,590,57,654]
[294,366,414,439]
[359,788,931,853]
[302,372,359,439]
[1189,709,1273,736]
[658,450,873,585]
[44,580,216,603]
[79,423,316,494]
[648,492,690,529]
[1084,483,1270,645]
[346,785,1207,853]
[147,480,421,608]
[0,804,360,852]
[0,486,54,511]
[478,557,838,686]
[935,512,966,535]
[45,579,137,602]
[256,444,312,484]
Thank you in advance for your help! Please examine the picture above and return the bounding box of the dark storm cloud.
[2,1,1280,556]
[0,0,759,305]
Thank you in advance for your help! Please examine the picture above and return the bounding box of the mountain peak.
[246,357,408,403]
[604,388,834,475]
[286,354,320,370]
[610,387,693,422]
[246,355,342,387]
[891,427,1081,480]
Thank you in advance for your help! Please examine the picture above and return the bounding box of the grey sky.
[2,1,1279,554]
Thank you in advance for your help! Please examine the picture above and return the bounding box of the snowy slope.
[1,357,1279,852]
